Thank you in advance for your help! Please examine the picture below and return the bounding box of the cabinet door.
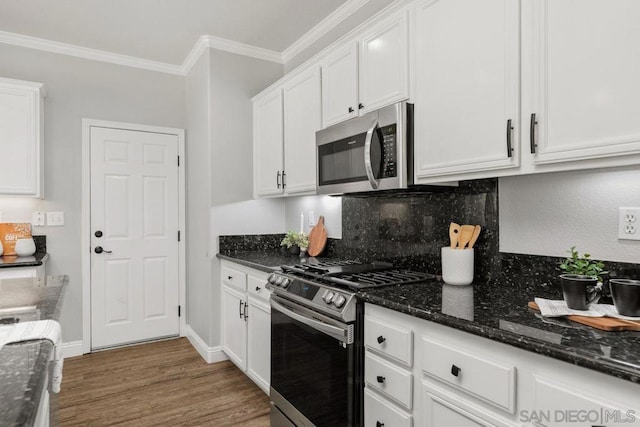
[253,89,284,197]
[0,78,44,197]
[283,67,321,195]
[414,0,520,179]
[246,297,271,394]
[523,0,640,164]
[221,285,247,370]
[359,8,410,114]
[321,43,359,128]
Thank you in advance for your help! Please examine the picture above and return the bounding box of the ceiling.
[0,0,348,64]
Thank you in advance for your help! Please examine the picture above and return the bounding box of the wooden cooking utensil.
[458,225,475,249]
[449,222,461,249]
[308,216,328,257]
[468,225,482,248]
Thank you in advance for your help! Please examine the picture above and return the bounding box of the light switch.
[46,211,65,226]
[32,212,45,227]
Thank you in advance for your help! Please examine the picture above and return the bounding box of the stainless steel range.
[268,259,434,427]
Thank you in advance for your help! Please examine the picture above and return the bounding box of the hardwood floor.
[59,338,270,426]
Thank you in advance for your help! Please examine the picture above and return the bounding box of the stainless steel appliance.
[268,259,434,426]
[316,102,414,195]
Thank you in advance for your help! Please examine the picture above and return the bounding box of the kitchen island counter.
[0,275,68,426]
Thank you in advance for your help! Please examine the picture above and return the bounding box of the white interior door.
[90,126,180,349]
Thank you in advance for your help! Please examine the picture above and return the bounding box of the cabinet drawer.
[247,274,270,302]
[222,265,247,291]
[365,388,412,427]
[366,352,413,410]
[365,314,413,367]
[422,337,516,414]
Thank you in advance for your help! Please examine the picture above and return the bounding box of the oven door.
[270,295,355,427]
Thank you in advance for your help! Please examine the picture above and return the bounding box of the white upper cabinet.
[522,0,640,165]
[253,89,284,197]
[321,7,410,128]
[0,77,45,197]
[282,67,321,195]
[359,8,410,114]
[414,0,520,180]
[321,43,359,128]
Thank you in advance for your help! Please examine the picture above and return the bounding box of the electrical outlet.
[308,211,315,227]
[46,211,65,227]
[618,207,640,240]
[32,212,45,227]
[0,211,3,222]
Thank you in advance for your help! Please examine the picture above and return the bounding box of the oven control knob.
[333,295,346,308]
[323,291,335,304]
[274,276,284,286]
[268,273,278,284]
[280,278,290,288]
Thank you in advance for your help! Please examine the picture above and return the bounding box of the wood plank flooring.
[59,338,270,426]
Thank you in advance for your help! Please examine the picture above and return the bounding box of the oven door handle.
[271,299,351,344]
[364,119,379,190]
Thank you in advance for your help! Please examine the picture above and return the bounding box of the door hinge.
[178,230,181,241]
[177,155,180,167]
[178,305,181,317]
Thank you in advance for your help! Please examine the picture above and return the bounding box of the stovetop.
[281,259,435,290]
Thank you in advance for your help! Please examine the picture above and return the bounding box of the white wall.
[185,50,212,343]
[499,166,640,264]
[284,195,342,238]
[0,43,185,343]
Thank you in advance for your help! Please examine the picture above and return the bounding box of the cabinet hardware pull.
[255,286,261,292]
[228,275,233,280]
[282,171,286,189]
[506,119,514,158]
[451,364,461,377]
[376,375,386,383]
[348,106,354,113]
[244,303,248,321]
[530,113,538,154]
[377,335,386,344]
[276,171,281,189]
[358,103,364,110]
[376,422,385,427]
[239,300,243,319]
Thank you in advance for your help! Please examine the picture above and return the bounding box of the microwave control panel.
[380,124,397,178]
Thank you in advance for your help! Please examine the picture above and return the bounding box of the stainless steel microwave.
[316,102,413,195]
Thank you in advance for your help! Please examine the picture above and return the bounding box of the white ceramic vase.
[15,238,36,256]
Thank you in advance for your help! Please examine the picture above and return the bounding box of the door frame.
[81,119,186,354]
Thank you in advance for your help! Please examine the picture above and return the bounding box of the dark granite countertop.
[219,250,640,384]
[0,275,68,427]
[0,253,49,268]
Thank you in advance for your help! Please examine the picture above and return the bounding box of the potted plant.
[558,246,607,309]
[281,231,309,256]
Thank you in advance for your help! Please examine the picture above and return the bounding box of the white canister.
[441,247,474,286]
[15,238,36,256]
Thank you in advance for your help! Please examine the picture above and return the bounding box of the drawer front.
[422,337,516,414]
[365,388,412,427]
[222,265,247,291]
[247,274,270,302]
[366,352,413,410]
[365,314,413,367]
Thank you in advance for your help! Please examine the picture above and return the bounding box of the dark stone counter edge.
[0,253,49,269]
[5,275,69,427]
[359,293,640,385]
[216,253,280,273]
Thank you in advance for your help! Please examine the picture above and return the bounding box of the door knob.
[94,230,103,238]
[94,246,112,254]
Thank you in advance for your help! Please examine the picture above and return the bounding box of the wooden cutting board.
[308,216,327,257]
[528,301,640,331]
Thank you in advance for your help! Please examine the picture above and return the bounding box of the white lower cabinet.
[364,303,640,427]
[220,260,271,394]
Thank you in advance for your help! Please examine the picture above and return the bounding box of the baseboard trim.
[62,341,84,359]
[184,325,228,364]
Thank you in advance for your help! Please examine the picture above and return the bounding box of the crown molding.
[281,0,372,64]
[181,35,283,74]
[0,30,184,75]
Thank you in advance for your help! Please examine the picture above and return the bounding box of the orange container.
[0,223,32,256]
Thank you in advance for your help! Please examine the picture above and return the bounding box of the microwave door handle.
[364,119,379,190]
[270,299,349,343]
